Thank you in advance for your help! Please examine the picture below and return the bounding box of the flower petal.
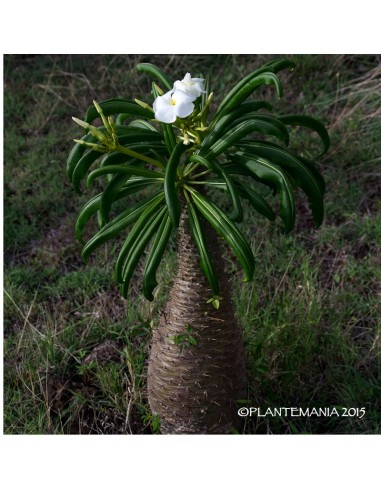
[172,89,195,103]
[174,73,206,98]
[155,105,177,123]
[175,101,194,118]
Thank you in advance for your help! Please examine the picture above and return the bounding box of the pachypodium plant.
[68,59,329,434]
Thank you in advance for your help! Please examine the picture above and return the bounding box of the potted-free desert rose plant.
[67,58,329,434]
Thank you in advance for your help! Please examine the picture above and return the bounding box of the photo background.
[4,54,380,435]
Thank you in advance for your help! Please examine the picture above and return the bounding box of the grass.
[3,54,381,434]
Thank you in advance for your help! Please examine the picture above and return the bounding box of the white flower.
[174,73,206,98]
[153,89,195,124]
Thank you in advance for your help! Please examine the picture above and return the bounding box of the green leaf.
[85,98,152,124]
[120,206,168,298]
[236,143,324,225]
[75,193,103,244]
[75,179,161,243]
[100,173,130,223]
[115,113,130,126]
[234,114,290,146]
[231,152,296,232]
[204,177,276,222]
[235,181,276,222]
[259,58,296,73]
[214,58,294,119]
[70,128,162,192]
[136,63,173,91]
[67,133,97,180]
[87,164,163,187]
[190,189,255,282]
[201,118,288,161]
[201,100,273,151]
[117,131,164,145]
[296,155,326,196]
[214,72,283,119]
[116,115,159,128]
[101,144,168,167]
[223,162,257,176]
[189,154,243,222]
[201,74,210,109]
[278,114,330,154]
[142,211,173,301]
[72,149,103,193]
[126,119,159,132]
[187,200,219,294]
[82,191,164,263]
[114,194,165,282]
[164,142,187,227]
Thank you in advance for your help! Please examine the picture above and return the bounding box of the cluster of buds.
[72,100,118,153]
[72,101,163,168]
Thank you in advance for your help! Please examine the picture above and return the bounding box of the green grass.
[4,54,381,434]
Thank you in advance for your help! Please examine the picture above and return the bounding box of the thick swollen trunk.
[147,207,246,434]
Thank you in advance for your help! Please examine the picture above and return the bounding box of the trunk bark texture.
[147,207,246,434]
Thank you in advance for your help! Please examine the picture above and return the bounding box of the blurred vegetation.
[4,54,381,434]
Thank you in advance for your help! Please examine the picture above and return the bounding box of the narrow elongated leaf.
[101,144,167,167]
[72,149,103,193]
[201,74,210,109]
[87,164,163,187]
[190,189,255,282]
[220,114,289,147]
[223,162,257,176]
[136,63,173,91]
[85,98,152,124]
[204,178,276,222]
[75,193,103,244]
[143,211,173,301]
[278,114,330,154]
[114,194,165,282]
[187,201,219,294]
[162,124,177,153]
[120,206,167,298]
[67,133,97,180]
[115,113,130,125]
[231,152,296,232]
[126,120,159,132]
[101,153,137,166]
[117,132,164,145]
[296,155,326,195]
[189,154,243,222]
[201,100,273,150]
[236,143,324,224]
[164,142,186,227]
[75,179,160,243]
[68,126,136,179]
[100,173,131,224]
[235,182,276,221]
[215,59,294,118]
[258,58,296,74]
[214,72,283,119]
[201,119,288,161]
[83,192,164,263]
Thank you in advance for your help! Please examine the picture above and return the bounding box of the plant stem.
[115,145,164,169]
[183,162,200,177]
[190,169,211,180]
